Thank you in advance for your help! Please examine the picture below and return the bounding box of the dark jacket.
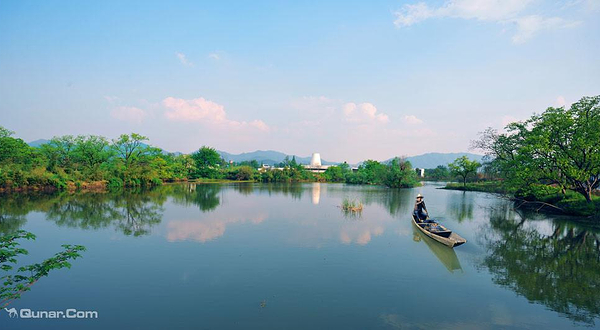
[414,200,427,213]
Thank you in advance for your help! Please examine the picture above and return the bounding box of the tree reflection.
[483,207,600,325]
[447,192,474,222]
[169,183,222,212]
[45,191,165,236]
[0,193,64,234]
[0,188,168,237]
[246,183,303,200]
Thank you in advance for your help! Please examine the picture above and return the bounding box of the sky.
[0,0,599,163]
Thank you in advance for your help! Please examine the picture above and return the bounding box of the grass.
[190,178,254,183]
[442,181,510,194]
[340,198,363,213]
[443,181,600,219]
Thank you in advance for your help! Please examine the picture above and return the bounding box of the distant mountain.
[403,152,484,169]
[218,150,337,166]
[28,139,50,147]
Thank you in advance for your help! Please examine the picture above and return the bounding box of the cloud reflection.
[167,214,267,243]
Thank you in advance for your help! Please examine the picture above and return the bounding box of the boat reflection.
[412,226,463,273]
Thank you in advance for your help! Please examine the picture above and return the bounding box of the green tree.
[383,158,419,188]
[0,126,15,138]
[72,135,111,179]
[191,146,223,178]
[323,165,347,182]
[425,165,451,181]
[111,133,152,186]
[40,136,77,171]
[448,156,481,188]
[474,95,600,202]
[1,231,85,309]
[0,131,34,166]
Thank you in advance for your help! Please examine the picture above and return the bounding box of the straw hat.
[416,194,423,199]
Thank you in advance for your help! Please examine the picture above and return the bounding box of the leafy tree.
[111,133,149,166]
[191,146,223,178]
[323,166,346,182]
[40,136,77,171]
[474,95,600,202]
[449,156,481,188]
[111,133,152,186]
[0,126,15,138]
[0,126,35,166]
[72,135,111,178]
[346,160,386,185]
[425,165,451,181]
[1,231,85,309]
[383,158,419,188]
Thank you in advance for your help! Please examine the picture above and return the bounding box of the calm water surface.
[1,182,599,329]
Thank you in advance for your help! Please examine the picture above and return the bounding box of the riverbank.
[440,182,510,194]
[443,181,600,219]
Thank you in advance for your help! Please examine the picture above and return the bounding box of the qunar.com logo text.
[3,307,99,319]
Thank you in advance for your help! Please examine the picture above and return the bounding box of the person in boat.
[413,194,428,221]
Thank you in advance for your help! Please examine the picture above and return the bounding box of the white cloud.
[110,106,146,124]
[162,96,269,131]
[208,53,220,60]
[512,15,580,44]
[556,95,567,107]
[104,95,119,103]
[393,0,579,43]
[176,52,193,66]
[343,102,389,124]
[402,115,423,124]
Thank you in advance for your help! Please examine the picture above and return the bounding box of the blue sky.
[1,0,599,163]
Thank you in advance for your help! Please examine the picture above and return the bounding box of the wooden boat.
[412,214,466,248]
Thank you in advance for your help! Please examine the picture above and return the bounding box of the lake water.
[1,182,599,329]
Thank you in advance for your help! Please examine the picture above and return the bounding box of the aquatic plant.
[340,198,363,212]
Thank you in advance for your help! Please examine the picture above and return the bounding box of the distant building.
[310,153,322,167]
[415,168,425,177]
[304,152,330,173]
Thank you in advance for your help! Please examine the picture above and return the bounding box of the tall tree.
[474,95,600,202]
[191,146,223,178]
[449,156,481,188]
[72,135,111,178]
[0,126,33,165]
[111,133,151,185]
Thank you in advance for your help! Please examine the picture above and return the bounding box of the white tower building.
[310,153,322,167]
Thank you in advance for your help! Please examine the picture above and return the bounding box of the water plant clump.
[340,198,363,213]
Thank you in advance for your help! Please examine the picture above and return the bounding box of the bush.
[108,177,124,189]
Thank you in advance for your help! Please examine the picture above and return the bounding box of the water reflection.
[167,213,268,243]
[170,183,221,212]
[0,194,31,234]
[47,192,165,236]
[412,226,463,273]
[482,206,600,325]
[311,182,321,205]
[1,183,600,327]
[447,191,474,222]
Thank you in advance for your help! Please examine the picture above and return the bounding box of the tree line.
[434,95,599,217]
[0,128,419,191]
[0,129,195,190]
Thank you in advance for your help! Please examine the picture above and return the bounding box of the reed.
[340,198,363,212]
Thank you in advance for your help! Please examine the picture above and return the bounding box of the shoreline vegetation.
[0,127,419,194]
[434,95,600,221]
[442,181,600,219]
[1,95,598,222]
